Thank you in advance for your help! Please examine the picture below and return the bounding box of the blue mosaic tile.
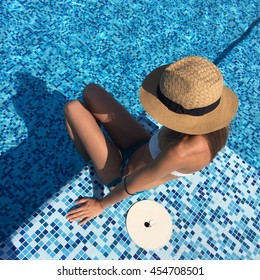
[1,0,259,260]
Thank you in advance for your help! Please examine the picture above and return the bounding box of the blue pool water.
[0,0,259,259]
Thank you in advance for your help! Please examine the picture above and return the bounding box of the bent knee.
[83,83,106,102]
[64,100,82,116]
[83,83,103,94]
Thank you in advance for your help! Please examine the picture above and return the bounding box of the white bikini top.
[148,129,192,177]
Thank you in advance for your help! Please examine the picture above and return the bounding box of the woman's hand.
[66,198,104,225]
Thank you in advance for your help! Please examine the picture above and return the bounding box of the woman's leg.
[64,100,122,185]
[82,83,151,150]
[64,115,91,163]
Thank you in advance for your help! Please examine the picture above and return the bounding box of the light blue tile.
[1,0,259,260]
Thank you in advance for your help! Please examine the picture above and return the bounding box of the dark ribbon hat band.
[156,86,220,116]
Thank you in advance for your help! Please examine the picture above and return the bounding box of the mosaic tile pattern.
[1,0,259,259]
[0,138,259,260]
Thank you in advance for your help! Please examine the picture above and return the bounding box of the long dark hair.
[203,126,229,161]
[164,126,228,161]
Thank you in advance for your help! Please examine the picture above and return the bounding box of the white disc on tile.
[126,200,172,251]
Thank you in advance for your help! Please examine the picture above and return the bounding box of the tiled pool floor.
[0,0,259,259]
[1,114,259,260]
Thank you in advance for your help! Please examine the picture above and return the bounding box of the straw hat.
[140,56,238,134]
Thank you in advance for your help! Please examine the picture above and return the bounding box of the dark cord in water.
[213,17,259,65]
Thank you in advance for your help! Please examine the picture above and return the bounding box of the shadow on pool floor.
[0,73,87,242]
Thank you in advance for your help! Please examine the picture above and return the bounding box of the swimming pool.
[0,0,259,259]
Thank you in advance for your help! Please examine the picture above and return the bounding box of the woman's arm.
[66,143,186,224]
[100,143,185,208]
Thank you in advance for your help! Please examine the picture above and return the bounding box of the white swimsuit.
[148,129,192,177]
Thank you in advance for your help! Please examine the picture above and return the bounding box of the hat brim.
[140,64,239,134]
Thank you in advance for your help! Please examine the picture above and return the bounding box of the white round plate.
[126,200,172,251]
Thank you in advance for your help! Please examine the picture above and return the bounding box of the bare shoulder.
[167,135,211,172]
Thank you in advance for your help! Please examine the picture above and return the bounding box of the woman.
[64,56,238,225]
